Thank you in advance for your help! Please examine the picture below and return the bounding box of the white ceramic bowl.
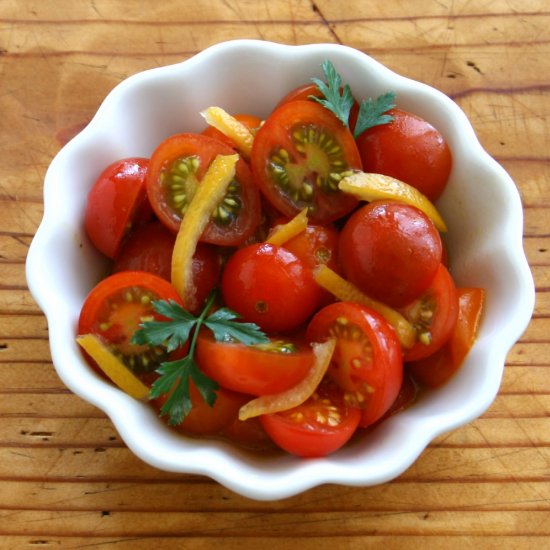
[26,40,535,500]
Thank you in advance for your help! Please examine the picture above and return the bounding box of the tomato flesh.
[306,301,403,428]
[196,331,314,396]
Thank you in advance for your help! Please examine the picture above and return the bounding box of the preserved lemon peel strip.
[266,208,309,246]
[238,338,336,421]
[313,265,415,349]
[200,106,255,159]
[76,334,150,400]
[339,172,447,232]
[171,154,239,309]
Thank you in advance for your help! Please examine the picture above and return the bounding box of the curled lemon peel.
[171,153,239,310]
[266,208,309,246]
[200,106,255,159]
[238,338,336,421]
[313,265,415,349]
[339,171,447,232]
[76,334,150,400]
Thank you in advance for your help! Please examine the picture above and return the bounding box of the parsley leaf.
[310,59,355,127]
[131,290,268,425]
[353,91,396,139]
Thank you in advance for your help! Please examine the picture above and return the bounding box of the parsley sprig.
[131,291,269,425]
[310,60,396,139]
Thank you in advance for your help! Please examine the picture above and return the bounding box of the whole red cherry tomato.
[356,108,452,201]
[221,242,320,333]
[147,133,260,246]
[251,100,361,224]
[84,157,153,258]
[339,200,443,308]
[260,379,361,457]
[306,301,403,428]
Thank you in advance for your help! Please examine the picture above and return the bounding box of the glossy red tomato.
[306,301,403,428]
[78,271,183,379]
[251,100,361,224]
[356,108,452,201]
[201,113,262,149]
[84,157,153,258]
[260,379,361,457]
[339,200,443,308]
[399,264,459,362]
[147,133,260,246]
[221,242,320,333]
[409,287,484,386]
[113,221,221,313]
[196,332,314,396]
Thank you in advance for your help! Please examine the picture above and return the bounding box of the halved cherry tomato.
[356,108,452,202]
[113,221,221,314]
[259,379,361,457]
[201,113,262,149]
[152,382,249,436]
[251,100,362,224]
[399,264,459,362]
[306,301,403,428]
[78,271,183,380]
[146,133,260,246]
[409,287,484,387]
[84,157,153,258]
[221,242,320,333]
[339,200,443,308]
[196,331,314,396]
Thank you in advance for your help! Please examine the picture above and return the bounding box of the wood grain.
[0,0,548,548]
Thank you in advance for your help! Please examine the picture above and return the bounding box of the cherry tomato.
[152,382,248,436]
[84,157,153,258]
[251,100,362,224]
[113,221,221,313]
[379,369,419,421]
[339,200,443,308]
[201,113,262,149]
[196,332,314,395]
[259,379,361,457]
[356,108,452,202]
[409,287,484,387]
[306,301,403,428]
[78,271,183,379]
[221,242,320,333]
[147,133,260,246]
[221,414,275,452]
[399,264,459,362]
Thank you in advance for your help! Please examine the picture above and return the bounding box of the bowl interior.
[26,40,535,500]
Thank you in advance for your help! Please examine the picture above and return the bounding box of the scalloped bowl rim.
[26,40,535,500]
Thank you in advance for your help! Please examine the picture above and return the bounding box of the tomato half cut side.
[306,301,403,428]
[399,264,459,362]
[259,379,361,457]
[78,271,183,380]
[147,133,260,246]
[409,287,485,388]
[196,331,314,396]
[251,100,362,224]
[84,157,153,258]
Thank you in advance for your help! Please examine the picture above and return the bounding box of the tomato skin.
[201,113,262,149]
[146,133,260,246]
[409,287,484,387]
[356,108,452,202]
[152,382,249,436]
[306,301,403,428]
[196,331,314,396]
[339,200,443,308]
[399,264,459,362]
[251,100,361,224]
[221,242,320,333]
[77,271,183,379]
[84,158,153,258]
[259,380,361,457]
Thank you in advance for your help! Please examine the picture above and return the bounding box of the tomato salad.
[76,60,484,457]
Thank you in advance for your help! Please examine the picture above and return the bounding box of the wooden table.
[1,1,548,547]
